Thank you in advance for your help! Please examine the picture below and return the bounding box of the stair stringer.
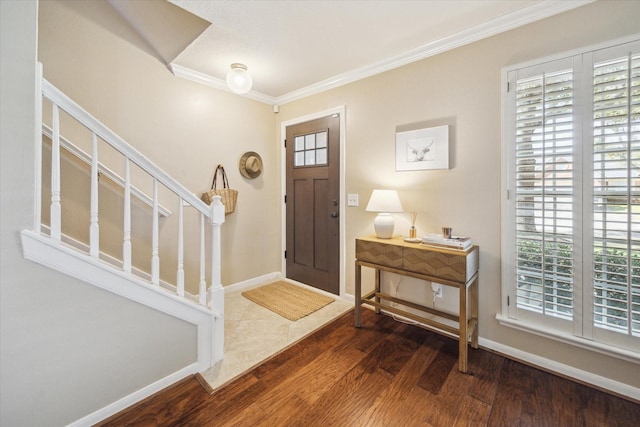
[21,229,221,423]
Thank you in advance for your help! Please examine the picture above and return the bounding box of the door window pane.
[305,150,316,165]
[316,131,327,148]
[316,148,327,164]
[294,130,329,167]
[305,134,315,149]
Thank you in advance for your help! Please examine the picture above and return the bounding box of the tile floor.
[200,283,353,390]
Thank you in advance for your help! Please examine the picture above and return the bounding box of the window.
[294,130,328,167]
[502,38,640,354]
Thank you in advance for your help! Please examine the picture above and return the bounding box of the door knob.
[330,211,339,218]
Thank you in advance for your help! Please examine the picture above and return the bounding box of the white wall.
[276,0,640,393]
[0,2,198,425]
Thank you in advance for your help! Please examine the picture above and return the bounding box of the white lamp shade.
[226,63,253,94]
[365,189,403,213]
[366,189,403,239]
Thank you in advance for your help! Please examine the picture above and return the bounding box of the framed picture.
[395,125,449,171]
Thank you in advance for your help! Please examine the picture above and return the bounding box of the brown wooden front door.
[285,115,340,295]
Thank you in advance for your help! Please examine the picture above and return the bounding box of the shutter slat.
[510,43,640,341]
[592,46,638,335]
[515,67,575,319]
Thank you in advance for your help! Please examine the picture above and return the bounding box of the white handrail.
[41,124,172,217]
[26,64,230,382]
[35,72,227,369]
[39,77,225,311]
[41,80,210,217]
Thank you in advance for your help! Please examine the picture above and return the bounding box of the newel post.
[208,195,226,363]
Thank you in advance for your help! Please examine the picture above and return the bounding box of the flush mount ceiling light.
[226,63,253,94]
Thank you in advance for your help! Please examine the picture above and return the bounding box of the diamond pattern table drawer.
[355,238,403,269]
[356,236,478,284]
[403,247,476,283]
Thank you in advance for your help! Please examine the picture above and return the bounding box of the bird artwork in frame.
[396,125,449,171]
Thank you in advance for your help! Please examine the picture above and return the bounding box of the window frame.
[500,34,640,362]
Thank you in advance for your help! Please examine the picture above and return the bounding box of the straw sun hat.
[239,151,263,179]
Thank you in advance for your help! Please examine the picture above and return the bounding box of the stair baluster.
[123,157,132,273]
[26,73,226,367]
[89,132,99,258]
[177,198,185,297]
[50,103,61,242]
[151,178,160,287]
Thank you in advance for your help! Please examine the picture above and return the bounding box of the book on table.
[421,234,472,250]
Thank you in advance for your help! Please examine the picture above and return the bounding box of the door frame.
[280,106,346,298]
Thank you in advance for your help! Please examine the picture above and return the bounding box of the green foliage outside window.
[517,239,639,331]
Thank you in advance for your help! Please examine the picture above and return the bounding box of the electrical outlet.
[347,193,359,207]
[431,283,442,298]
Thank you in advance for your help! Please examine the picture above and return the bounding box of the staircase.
[20,65,225,420]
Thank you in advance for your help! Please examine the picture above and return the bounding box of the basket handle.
[211,164,230,189]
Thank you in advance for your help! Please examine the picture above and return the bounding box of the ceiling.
[112,0,594,105]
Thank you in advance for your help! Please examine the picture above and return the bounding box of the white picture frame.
[395,125,449,171]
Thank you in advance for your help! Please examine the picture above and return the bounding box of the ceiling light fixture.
[226,63,253,94]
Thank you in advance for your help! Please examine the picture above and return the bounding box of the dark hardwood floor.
[97,309,640,426]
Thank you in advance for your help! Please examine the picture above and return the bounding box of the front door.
[285,115,340,295]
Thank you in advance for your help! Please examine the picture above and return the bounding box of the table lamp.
[366,189,403,238]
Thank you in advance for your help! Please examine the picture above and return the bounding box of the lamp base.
[374,213,395,239]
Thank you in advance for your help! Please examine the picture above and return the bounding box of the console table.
[355,236,479,373]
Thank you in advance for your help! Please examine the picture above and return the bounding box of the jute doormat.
[242,281,334,321]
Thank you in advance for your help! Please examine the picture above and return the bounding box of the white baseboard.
[21,230,220,424]
[225,273,356,304]
[224,272,283,293]
[68,364,199,426]
[215,278,640,401]
[478,337,640,401]
[370,304,639,401]
[341,293,355,303]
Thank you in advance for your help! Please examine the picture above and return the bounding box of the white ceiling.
[159,0,593,104]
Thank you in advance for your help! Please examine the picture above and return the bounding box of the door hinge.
[507,295,510,306]
[506,189,510,200]
[507,81,510,92]
[284,139,287,148]
[284,194,287,203]
[284,250,287,259]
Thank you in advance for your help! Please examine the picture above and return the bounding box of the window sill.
[495,313,640,365]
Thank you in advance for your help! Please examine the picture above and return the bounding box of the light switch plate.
[347,193,359,207]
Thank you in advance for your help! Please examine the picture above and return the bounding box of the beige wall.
[1,1,199,425]
[277,1,640,391]
[38,0,281,288]
[4,1,638,424]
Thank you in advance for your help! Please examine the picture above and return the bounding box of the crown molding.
[169,63,277,105]
[171,0,595,106]
[275,0,594,104]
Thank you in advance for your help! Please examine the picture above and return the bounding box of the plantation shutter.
[512,61,576,324]
[591,50,640,338]
[504,39,640,352]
